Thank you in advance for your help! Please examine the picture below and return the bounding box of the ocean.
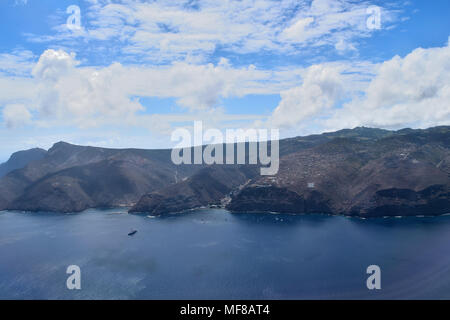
[1,208,450,299]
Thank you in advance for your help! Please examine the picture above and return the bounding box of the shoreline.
[2,206,449,220]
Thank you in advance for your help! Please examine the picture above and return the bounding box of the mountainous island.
[0,126,448,217]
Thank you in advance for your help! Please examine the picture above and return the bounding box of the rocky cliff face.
[225,186,333,214]
[129,165,258,215]
[131,126,449,217]
[1,126,448,216]
[0,142,202,213]
[226,126,450,217]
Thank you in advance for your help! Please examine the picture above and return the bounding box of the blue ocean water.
[1,208,450,300]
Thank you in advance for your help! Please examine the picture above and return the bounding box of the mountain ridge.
[0,148,47,178]
[1,126,448,216]
[132,126,450,217]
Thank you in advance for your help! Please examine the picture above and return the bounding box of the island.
[0,126,448,217]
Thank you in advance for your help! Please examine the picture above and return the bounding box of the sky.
[0,0,449,160]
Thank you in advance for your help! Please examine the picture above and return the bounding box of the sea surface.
[1,208,450,300]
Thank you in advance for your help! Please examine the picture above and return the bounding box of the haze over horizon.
[0,0,449,160]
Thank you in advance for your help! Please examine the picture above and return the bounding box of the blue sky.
[0,0,449,160]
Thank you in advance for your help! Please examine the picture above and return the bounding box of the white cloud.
[0,50,35,76]
[280,17,315,41]
[334,38,357,53]
[26,0,399,62]
[14,0,28,6]
[263,39,450,134]
[32,49,79,81]
[269,64,345,128]
[2,104,32,128]
[1,39,448,138]
[0,49,295,130]
[324,40,450,130]
[29,50,143,127]
[0,76,36,103]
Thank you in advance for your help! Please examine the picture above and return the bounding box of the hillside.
[1,126,448,216]
[0,148,47,177]
[0,142,202,212]
[133,126,450,217]
[226,127,450,217]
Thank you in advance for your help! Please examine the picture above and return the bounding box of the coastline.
[3,205,449,220]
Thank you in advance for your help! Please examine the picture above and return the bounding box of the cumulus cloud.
[270,64,344,128]
[0,49,292,129]
[325,39,450,130]
[2,104,32,128]
[1,39,448,136]
[264,39,450,133]
[32,49,79,81]
[27,50,142,127]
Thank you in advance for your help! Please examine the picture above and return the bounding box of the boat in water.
[128,229,137,236]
